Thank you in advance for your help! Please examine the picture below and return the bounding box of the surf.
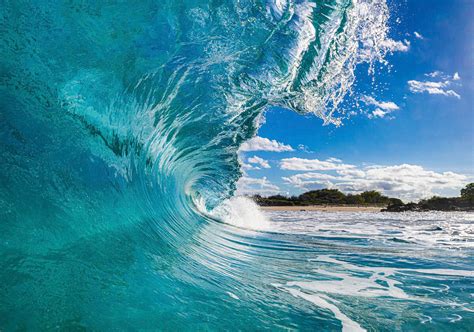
[1,0,445,330]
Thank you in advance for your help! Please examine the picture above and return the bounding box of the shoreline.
[259,205,384,212]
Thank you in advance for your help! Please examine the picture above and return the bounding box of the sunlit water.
[256,210,474,331]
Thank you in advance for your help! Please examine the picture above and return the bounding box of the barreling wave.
[56,0,392,213]
[0,0,397,329]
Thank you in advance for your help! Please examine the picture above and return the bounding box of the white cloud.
[361,95,400,119]
[236,176,280,196]
[282,163,469,201]
[362,96,400,111]
[425,71,442,78]
[337,169,366,177]
[408,71,461,98]
[413,31,424,39]
[369,108,388,118]
[282,173,338,190]
[380,38,410,52]
[280,157,355,171]
[297,144,313,153]
[240,136,294,152]
[240,162,260,171]
[248,156,271,169]
[408,80,460,98]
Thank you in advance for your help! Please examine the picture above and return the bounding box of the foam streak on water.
[266,210,474,330]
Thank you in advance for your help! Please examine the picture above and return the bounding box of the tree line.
[251,183,474,211]
[252,189,402,206]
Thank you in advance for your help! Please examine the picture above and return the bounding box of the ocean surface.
[1,0,473,330]
[264,210,474,331]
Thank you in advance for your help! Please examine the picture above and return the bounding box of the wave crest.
[0,0,403,328]
[56,0,393,209]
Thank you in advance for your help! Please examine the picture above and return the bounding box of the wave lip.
[0,0,405,329]
[206,196,271,231]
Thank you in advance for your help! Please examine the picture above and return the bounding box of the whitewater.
[1,0,473,330]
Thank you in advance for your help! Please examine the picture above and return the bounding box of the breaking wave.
[5,1,459,330]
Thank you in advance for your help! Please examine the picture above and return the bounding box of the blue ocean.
[1,0,473,330]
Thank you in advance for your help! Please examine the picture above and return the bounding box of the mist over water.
[1,0,473,330]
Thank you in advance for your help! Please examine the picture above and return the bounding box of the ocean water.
[1,0,473,330]
[264,210,474,331]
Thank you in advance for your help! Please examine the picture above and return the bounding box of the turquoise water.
[1,1,473,330]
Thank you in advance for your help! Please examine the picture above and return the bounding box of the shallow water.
[258,210,474,331]
[2,203,474,330]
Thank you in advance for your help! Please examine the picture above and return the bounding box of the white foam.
[449,314,462,323]
[210,196,271,231]
[267,210,474,249]
[286,288,365,332]
[227,291,240,300]
[280,255,474,329]
[288,255,410,300]
[408,268,474,278]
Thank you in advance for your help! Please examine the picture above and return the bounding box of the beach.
[260,205,384,212]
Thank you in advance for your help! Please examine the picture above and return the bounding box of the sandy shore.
[260,205,384,212]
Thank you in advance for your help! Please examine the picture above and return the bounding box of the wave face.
[0,0,431,329]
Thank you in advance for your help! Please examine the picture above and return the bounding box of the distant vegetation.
[383,183,474,212]
[252,189,402,207]
[252,183,474,212]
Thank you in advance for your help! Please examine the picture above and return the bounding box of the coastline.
[259,205,383,212]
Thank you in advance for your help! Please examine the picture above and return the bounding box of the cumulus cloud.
[236,176,280,196]
[408,71,461,98]
[369,109,387,118]
[362,96,400,111]
[280,157,355,171]
[380,38,410,52]
[239,136,294,152]
[240,162,259,171]
[282,173,338,190]
[282,163,469,201]
[408,80,460,98]
[247,156,271,169]
[425,71,442,78]
[361,95,400,119]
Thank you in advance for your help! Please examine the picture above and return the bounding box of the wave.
[0,0,398,329]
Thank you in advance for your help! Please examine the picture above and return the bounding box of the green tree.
[298,189,346,205]
[461,183,474,203]
[360,190,388,204]
[345,194,364,205]
[387,198,403,206]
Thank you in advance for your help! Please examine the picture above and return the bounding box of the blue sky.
[237,0,473,201]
